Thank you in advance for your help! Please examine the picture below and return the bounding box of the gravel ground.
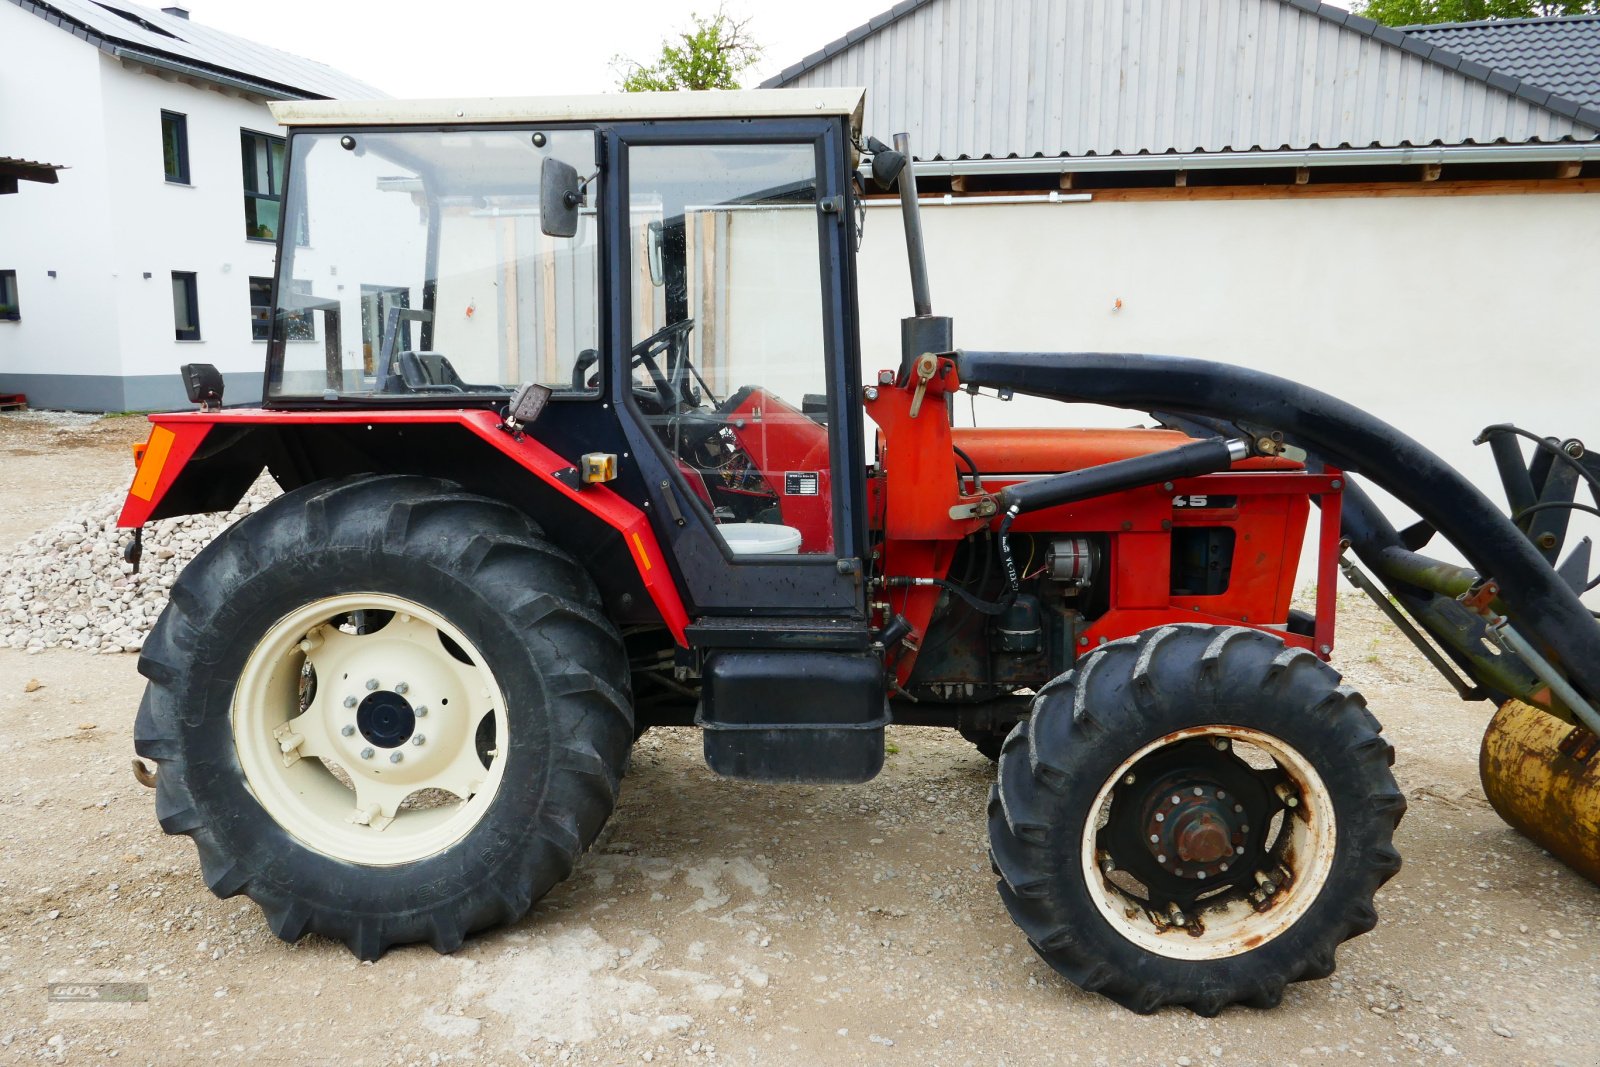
[1,414,1597,1066]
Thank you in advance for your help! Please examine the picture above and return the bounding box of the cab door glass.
[627,143,834,556]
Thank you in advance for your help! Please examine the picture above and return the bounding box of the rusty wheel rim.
[1080,724,1337,961]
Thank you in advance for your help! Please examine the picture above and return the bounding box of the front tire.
[989,625,1404,1014]
[134,475,632,960]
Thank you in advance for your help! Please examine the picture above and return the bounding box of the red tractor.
[119,89,1600,1015]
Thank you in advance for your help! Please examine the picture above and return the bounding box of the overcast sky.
[182,0,887,98]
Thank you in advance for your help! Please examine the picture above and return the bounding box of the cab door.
[606,119,867,621]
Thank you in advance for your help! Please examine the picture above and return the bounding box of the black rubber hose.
[996,436,1245,515]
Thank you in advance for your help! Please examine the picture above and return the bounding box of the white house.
[765,2,1600,553]
[0,0,382,411]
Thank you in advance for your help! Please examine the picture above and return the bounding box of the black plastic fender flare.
[955,349,1600,707]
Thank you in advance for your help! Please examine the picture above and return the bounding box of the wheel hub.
[1102,739,1275,905]
[357,690,416,748]
[1141,781,1248,879]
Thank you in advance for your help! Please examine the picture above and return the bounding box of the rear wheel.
[989,625,1404,1014]
[135,475,632,959]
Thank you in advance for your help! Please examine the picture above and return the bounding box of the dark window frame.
[0,270,18,321]
[161,110,190,184]
[241,128,306,245]
[171,271,201,341]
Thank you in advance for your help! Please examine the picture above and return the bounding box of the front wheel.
[134,475,633,960]
[989,625,1404,1015]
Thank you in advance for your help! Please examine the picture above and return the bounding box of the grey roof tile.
[1408,14,1600,109]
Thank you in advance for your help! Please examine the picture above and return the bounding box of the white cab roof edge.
[270,89,866,134]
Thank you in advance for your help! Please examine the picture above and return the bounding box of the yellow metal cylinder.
[1480,699,1600,886]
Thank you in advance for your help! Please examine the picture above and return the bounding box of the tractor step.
[697,649,888,784]
[0,393,27,411]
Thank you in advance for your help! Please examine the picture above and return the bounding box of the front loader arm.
[956,350,1600,726]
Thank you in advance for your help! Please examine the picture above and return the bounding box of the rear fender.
[118,409,690,644]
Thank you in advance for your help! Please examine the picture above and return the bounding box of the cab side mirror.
[540,157,583,238]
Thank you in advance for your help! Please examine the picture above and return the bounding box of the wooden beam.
[1294,167,1310,185]
[1174,170,1188,187]
[1556,160,1583,179]
[950,175,969,193]
[1058,172,1075,190]
[1421,163,1443,182]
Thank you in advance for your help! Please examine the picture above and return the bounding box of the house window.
[161,111,189,184]
[172,271,200,340]
[250,276,315,341]
[0,271,18,321]
[241,130,286,241]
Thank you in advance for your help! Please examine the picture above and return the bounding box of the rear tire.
[135,475,632,960]
[988,625,1404,1014]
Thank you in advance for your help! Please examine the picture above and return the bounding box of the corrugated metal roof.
[8,0,384,100]
[1408,14,1600,110]
[762,0,1600,161]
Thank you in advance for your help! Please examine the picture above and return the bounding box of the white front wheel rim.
[233,593,509,866]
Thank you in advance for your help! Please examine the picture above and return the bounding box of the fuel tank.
[1480,699,1600,885]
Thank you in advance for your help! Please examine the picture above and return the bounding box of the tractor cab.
[257,91,880,778]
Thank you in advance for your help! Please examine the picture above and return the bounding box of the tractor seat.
[394,351,507,394]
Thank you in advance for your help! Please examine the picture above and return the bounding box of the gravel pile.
[0,478,280,654]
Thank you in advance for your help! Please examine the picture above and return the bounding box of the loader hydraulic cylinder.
[996,436,1249,516]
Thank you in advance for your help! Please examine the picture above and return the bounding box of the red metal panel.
[114,408,691,645]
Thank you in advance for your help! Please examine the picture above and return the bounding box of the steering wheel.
[630,318,697,411]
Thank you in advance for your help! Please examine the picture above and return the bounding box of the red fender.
[118,408,690,645]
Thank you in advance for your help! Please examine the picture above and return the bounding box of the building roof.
[271,88,866,129]
[0,157,64,184]
[8,0,384,100]
[762,0,1600,162]
[1407,14,1600,110]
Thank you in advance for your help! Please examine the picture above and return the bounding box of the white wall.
[99,57,282,400]
[0,3,290,410]
[854,190,1600,583]
[0,2,120,390]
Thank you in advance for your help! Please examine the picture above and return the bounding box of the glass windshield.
[267,128,598,400]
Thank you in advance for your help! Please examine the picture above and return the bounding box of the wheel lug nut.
[1122,773,1136,786]
[341,725,355,737]
[1274,783,1301,808]
[395,682,409,695]
[343,696,357,708]
[415,705,428,717]
[1154,812,1165,822]
[412,734,426,746]
[360,747,375,760]
[1212,737,1229,751]
[365,678,380,691]
[390,752,404,764]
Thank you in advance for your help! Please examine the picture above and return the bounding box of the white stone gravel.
[0,478,280,654]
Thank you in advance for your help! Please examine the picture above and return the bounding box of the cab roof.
[270,88,866,134]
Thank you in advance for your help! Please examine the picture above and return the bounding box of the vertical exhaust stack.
[891,133,953,384]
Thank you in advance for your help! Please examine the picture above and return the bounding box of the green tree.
[1355,0,1598,25]
[614,8,763,92]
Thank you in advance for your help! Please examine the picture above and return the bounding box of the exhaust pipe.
[887,132,953,384]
